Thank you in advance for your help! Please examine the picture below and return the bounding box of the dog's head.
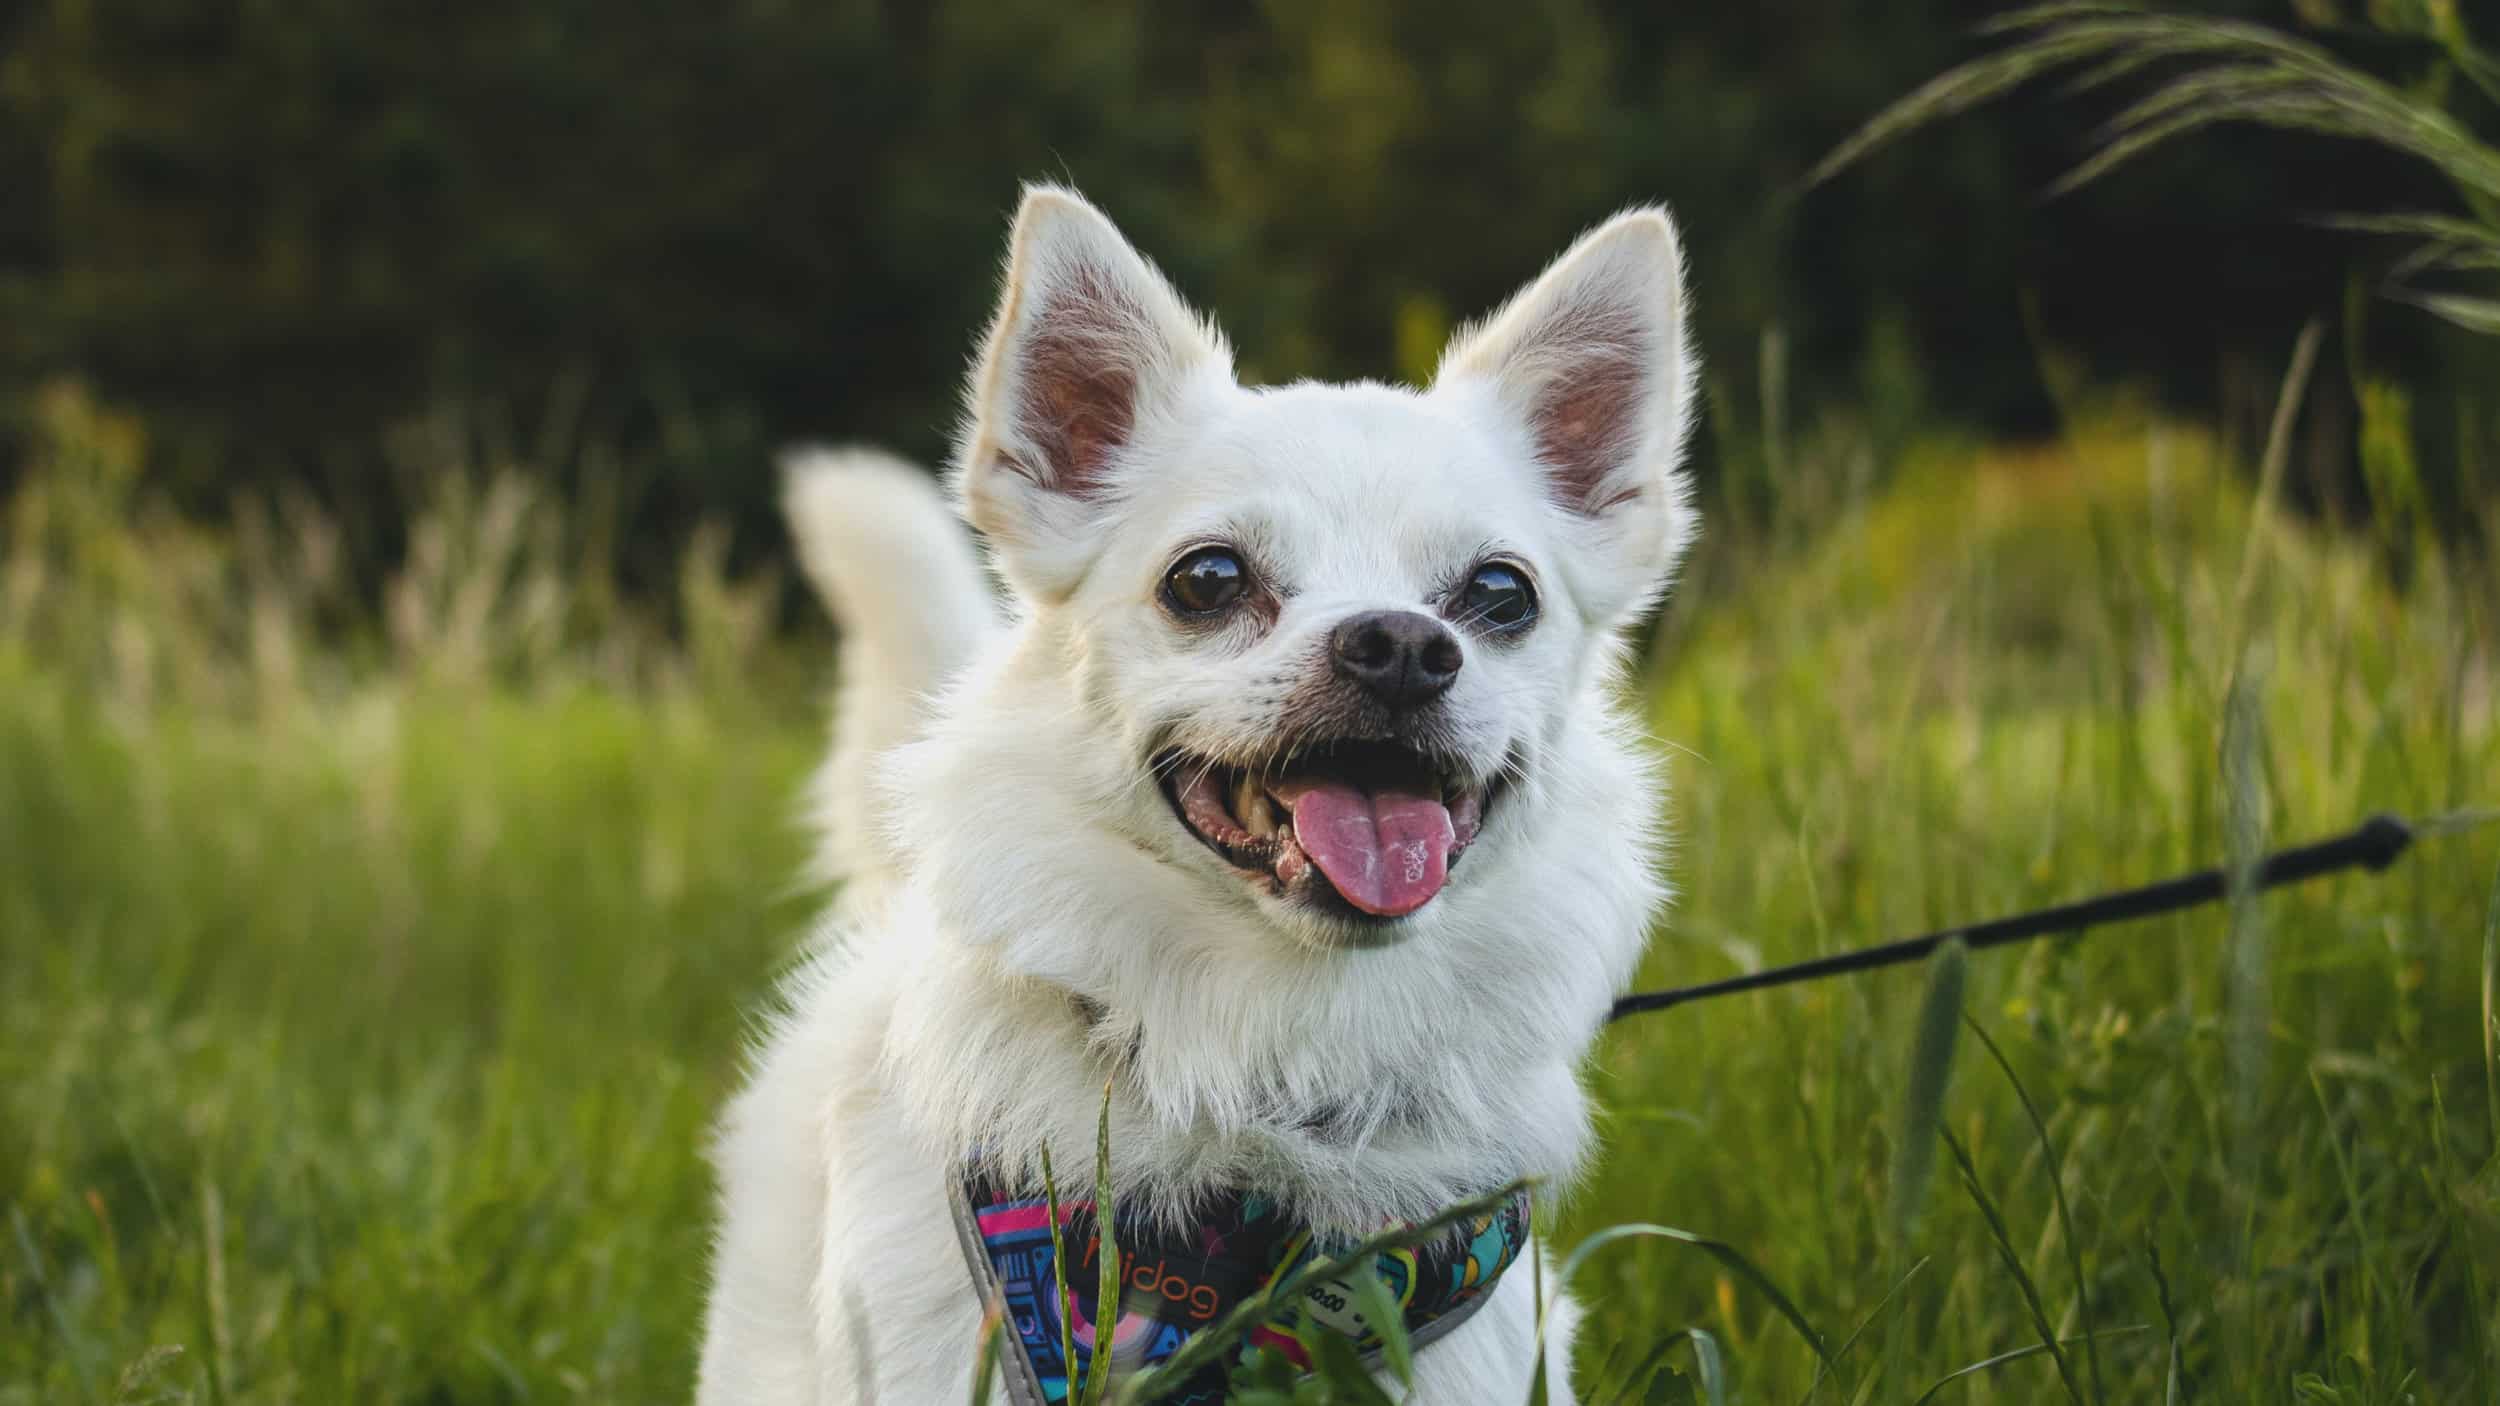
[938,185,1695,955]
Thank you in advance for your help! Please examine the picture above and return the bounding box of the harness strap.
[949,1168,1530,1404]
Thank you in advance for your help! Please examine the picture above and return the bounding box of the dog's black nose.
[1330,610,1463,710]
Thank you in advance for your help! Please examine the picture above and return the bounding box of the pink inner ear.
[1006,269,1142,498]
[1526,303,1649,516]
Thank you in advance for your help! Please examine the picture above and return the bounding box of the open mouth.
[1159,739,1496,920]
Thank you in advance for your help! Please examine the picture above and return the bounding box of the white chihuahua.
[698,185,1698,1405]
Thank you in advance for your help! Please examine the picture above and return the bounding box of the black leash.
[1608,811,2484,1024]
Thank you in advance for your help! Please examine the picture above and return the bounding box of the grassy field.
[3,392,2496,1403]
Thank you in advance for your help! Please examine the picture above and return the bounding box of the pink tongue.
[1275,780,1455,917]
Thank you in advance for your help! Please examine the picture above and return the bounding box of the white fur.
[780,447,997,896]
[698,185,1698,1404]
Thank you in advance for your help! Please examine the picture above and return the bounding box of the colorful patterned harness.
[949,1168,1531,1404]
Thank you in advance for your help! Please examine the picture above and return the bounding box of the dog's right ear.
[957,185,1232,601]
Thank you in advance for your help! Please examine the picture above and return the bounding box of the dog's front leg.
[697,1065,831,1406]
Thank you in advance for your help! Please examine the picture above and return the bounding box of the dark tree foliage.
[0,0,2474,580]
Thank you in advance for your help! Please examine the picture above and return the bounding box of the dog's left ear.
[1435,209,1699,609]
[957,184,1233,602]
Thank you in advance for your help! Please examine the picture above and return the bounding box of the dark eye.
[1163,546,1248,616]
[1458,561,1537,633]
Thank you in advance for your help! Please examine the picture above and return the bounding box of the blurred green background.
[2,0,2492,584]
[5,2,2499,1403]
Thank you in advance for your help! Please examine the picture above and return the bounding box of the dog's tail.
[782,446,995,894]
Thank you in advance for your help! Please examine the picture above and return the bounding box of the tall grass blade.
[1907,1328,2148,1406]
[2230,320,2324,635]
[1941,1131,2086,1406]
[1806,1,2500,332]
[1529,1214,1549,1406]
[1890,938,1969,1242]
[2041,102,2251,198]
[109,1345,186,1406]
[2427,1075,2497,1386]
[2482,851,2499,1145]
[2307,1071,2388,1318]
[2146,1238,2187,1405]
[2390,244,2500,280]
[2398,292,2500,335]
[1084,1082,1120,1406]
[1800,1257,1928,1405]
[1963,1017,2102,1405]
[1347,1263,1414,1386]
[2317,211,2500,250]
[969,1296,1006,1406]
[1594,1330,1718,1406]
[1686,1327,1728,1406]
[1803,31,2094,190]
[1041,1143,1078,1398]
[1550,1223,1837,1382]
[199,1179,231,1406]
[2222,661,2270,1176]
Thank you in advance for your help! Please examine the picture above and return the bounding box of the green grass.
[0,671,817,1403]
[3,404,2496,1403]
[1580,421,2500,1403]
